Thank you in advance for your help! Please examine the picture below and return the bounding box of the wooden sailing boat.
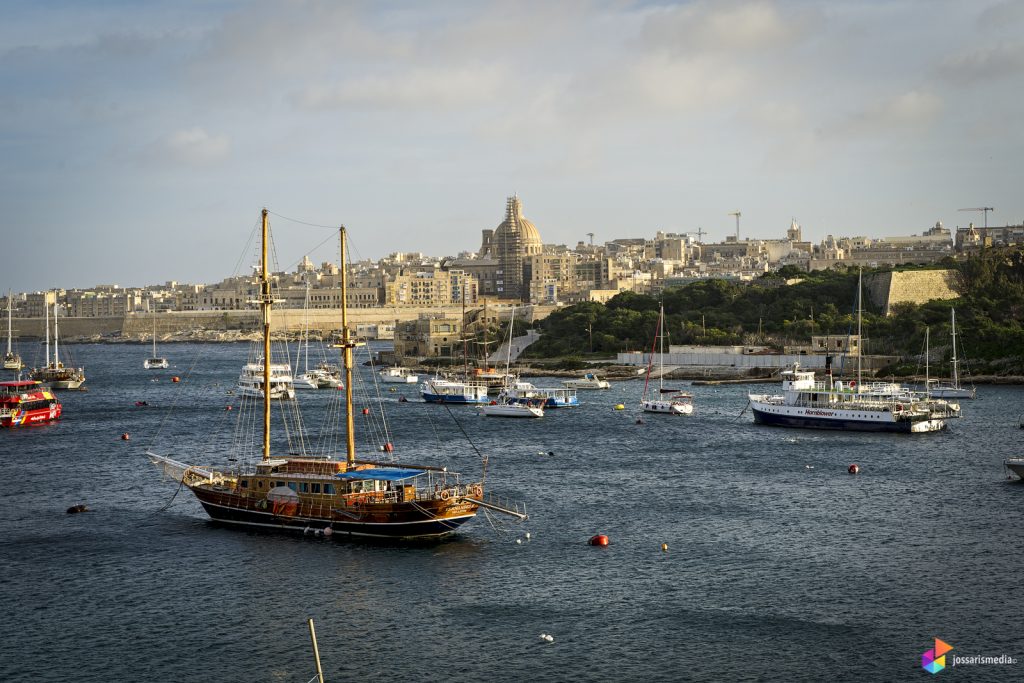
[3,291,22,371]
[149,210,526,539]
[30,298,85,389]
[640,304,693,415]
[143,314,169,369]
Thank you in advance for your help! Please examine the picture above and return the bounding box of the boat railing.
[463,489,528,520]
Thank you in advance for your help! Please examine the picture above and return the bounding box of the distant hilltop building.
[479,195,543,301]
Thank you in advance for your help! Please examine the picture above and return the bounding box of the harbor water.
[2,343,1023,681]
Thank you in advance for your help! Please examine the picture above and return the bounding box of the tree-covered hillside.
[522,248,1024,377]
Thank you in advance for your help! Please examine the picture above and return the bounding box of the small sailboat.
[640,304,693,415]
[30,299,85,390]
[926,308,976,399]
[3,291,22,371]
[483,307,544,418]
[149,211,526,539]
[380,366,419,384]
[143,314,169,369]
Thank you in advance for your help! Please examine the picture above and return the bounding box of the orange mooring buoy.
[225,405,233,411]
[848,463,860,475]
[121,432,130,441]
[171,376,180,383]
[588,534,610,547]
[362,408,369,415]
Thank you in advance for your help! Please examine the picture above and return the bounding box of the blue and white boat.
[421,376,489,404]
[747,363,959,433]
[499,380,578,408]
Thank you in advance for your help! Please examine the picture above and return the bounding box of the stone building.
[479,195,543,301]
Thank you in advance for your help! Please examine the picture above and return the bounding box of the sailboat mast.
[152,314,157,357]
[856,270,862,387]
[950,309,959,388]
[925,327,930,392]
[5,291,11,355]
[260,208,272,461]
[53,302,60,367]
[44,296,50,367]
[340,225,356,464]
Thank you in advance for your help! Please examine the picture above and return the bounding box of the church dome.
[493,195,542,254]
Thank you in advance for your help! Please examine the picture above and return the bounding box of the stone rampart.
[865,270,959,315]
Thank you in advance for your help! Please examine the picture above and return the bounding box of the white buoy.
[516,538,522,544]
[323,527,333,537]
[525,532,531,540]
[544,634,554,643]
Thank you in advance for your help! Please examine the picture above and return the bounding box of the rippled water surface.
[2,343,1023,682]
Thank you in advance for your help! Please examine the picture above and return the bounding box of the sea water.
[1,343,1022,682]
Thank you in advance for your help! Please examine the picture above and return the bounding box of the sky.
[2,0,1022,293]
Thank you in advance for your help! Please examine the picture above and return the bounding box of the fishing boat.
[421,376,489,404]
[926,309,976,399]
[562,372,610,390]
[29,300,85,389]
[380,366,419,384]
[143,315,169,369]
[3,291,22,371]
[0,380,61,427]
[148,211,525,540]
[640,304,693,415]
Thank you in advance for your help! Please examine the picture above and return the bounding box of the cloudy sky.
[2,0,1022,292]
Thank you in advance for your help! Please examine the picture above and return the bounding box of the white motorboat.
[380,366,419,384]
[562,372,610,390]
[1005,458,1024,480]
[238,358,295,400]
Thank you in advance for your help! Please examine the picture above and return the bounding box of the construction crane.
[958,207,994,228]
[689,226,706,243]
[586,232,594,246]
[728,211,741,240]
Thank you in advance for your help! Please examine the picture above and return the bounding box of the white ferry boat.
[748,363,959,433]
[421,377,489,404]
[238,359,295,400]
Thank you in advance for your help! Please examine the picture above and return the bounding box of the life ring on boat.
[441,489,451,500]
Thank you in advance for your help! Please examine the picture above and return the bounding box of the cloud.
[938,42,1024,85]
[832,89,943,138]
[159,127,230,166]
[293,64,507,111]
[639,0,818,56]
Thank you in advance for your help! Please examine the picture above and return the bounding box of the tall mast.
[856,269,862,387]
[5,291,12,355]
[925,327,930,393]
[44,295,50,367]
[53,302,60,367]
[260,208,272,461]
[340,225,356,464]
[950,308,959,388]
[152,314,157,357]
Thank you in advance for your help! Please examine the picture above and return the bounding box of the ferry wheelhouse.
[0,380,62,428]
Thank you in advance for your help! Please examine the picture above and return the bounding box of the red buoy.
[848,463,860,475]
[362,408,369,415]
[171,376,180,383]
[121,432,130,441]
[588,534,610,546]
[383,443,394,453]
[225,405,233,411]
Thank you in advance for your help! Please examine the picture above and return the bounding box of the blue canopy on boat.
[335,468,426,481]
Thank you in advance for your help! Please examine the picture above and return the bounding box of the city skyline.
[2,0,1022,293]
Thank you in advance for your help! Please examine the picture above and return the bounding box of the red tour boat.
[0,380,62,428]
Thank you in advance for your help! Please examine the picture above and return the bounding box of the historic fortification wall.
[13,304,559,341]
[865,270,959,315]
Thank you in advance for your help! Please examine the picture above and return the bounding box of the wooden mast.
[340,225,356,464]
[261,208,272,461]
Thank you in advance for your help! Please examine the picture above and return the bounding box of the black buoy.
[66,504,89,514]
